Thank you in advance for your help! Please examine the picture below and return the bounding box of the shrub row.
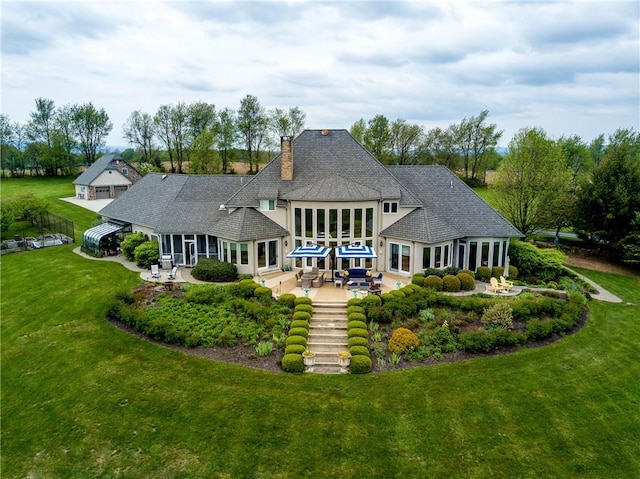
[282,297,314,373]
[346,301,372,374]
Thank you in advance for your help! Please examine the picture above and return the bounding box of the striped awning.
[82,223,124,254]
[335,244,377,259]
[286,243,331,258]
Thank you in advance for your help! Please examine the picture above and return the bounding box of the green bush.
[348,320,367,330]
[290,320,309,330]
[282,353,304,373]
[292,311,311,322]
[412,273,426,286]
[120,232,147,261]
[526,320,553,341]
[278,293,296,308]
[254,286,273,301]
[481,302,514,330]
[348,345,370,357]
[295,297,312,306]
[401,284,422,295]
[459,330,494,353]
[347,336,369,348]
[289,327,309,339]
[284,344,306,355]
[491,266,505,278]
[423,268,445,278]
[295,304,313,314]
[508,265,519,279]
[457,272,475,291]
[347,305,365,315]
[348,328,369,339]
[442,275,461,292]
[285,335,307,347]
[509,241,563,281]
[388,327,419,354]
[348,312,367,323]
[444,266,462,276]
[192,258,237,282]
[349,355,372,374]
[366,305,393,323]
[134,241,160,269]
[475,267,491,282]
[424,275,443,291]
[360,294,382,309]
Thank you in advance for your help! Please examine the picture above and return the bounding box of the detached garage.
[73,154,142,200]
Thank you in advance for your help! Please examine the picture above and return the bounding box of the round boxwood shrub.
[348,328,369,339]
[278,293,296,308]
[284,344,306,355]
[442,274,461,292]
[475,267,491,282]
[389,290,406,298]
[282,353,304,373]
[192,258,237,282]
[254,286,273,301]
[292,311,311,322]
[424,275,443,291]
[347,305,365,315]
[360,294,382,309]
[347,312,367,323]
[348,345,370,357]
[134,241,160,269]
[508,265,519,279]
[349,355,372,374]
[459,269,475,278]
[412,273,426,286]
[388,327,419,354]
[290,320,309,330]
[402,284,422,295]
[457,272,475,291]
[491,266,505,278]
[347,336,369,348]
[347,298,362,307]
[295,304,313,314]
[120,232,147,261]
[294,297,312,306]
[289,327,309,339]
[285,335,307,347]
[348,320,367,330]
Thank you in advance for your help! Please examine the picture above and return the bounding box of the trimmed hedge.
[424,275,443,291]
[348,328,369,339]
[284,344,306,355]
[412,274,426,286]
[347,305,365,315]
[442,275,461,292]
[347,312,367,322]
[292,311,311,322]
[289,327,309,339]
[285,335,307,347]
[282,353,304,373]
[278,293,296,308]
[290,320,310,330]
[349,355,372,374]
[360,294,382,308]
[457,272,475,291]
[348,345,370,357]
[254,286,273,301]
[347,336,369,348]
[295,304,313,314]
[295,297,313,306]
[192,258,237,282]
[347,320,367,330]
[475,266,491,282]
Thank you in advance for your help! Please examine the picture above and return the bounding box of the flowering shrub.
[481,302,514,330]
[388,327,419,354]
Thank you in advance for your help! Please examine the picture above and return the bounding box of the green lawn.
[2,179,640,477]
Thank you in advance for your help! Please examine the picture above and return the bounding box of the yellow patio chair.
[500,276,513,291]
[489,277,501,293]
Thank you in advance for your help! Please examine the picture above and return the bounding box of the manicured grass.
[2,245,639,477]
[569,266,640,304]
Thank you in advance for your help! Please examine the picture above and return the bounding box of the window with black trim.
[383,201,398,214]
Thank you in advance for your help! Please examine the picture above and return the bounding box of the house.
[95,129,521,275]
[73,153,142,200]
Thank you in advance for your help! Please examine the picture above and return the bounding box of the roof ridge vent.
[321,129,329,135]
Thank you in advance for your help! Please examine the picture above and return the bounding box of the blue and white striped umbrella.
[286,243,331,258]
[335,244,377,259]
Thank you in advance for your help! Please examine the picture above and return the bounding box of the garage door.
[95,187,111,199]
[115,186,129,197]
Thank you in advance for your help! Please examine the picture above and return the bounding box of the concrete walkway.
[61,197,113,213]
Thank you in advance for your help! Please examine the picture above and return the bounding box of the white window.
[260,199,276,211]
[383,201,398,214]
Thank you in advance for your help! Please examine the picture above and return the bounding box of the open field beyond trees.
[2,177,639,478]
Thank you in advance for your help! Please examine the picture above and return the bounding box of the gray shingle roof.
[73,154,127,185]
[210,207,289,241]
[225,130,421,207]
[383,165,522,241]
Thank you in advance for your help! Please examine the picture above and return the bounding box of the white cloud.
[1,0,638,147]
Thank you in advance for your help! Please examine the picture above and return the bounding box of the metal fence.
[1,211,75,254]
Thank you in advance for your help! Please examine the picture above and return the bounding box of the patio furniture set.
[334,268,383,290]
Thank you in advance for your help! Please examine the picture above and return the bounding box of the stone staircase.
[306,300,349,374]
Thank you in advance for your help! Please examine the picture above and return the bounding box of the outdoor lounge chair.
[167,266,178,280]
[312,271,325,287]
[500,276,513,291]
[151,264,161,280]
[334,271,346,287]
[489,277,501,293]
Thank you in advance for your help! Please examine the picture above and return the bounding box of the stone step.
[310,320,347,328]
[305,365,346,374]
[306,342,347,352]
[308,334,347,343]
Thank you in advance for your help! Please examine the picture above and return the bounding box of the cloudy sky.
[1,0,638,148]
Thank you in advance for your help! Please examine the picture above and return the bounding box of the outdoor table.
[301,273,317,288]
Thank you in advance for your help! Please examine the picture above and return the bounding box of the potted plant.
[338,350,351,372]
[303,349,316,367]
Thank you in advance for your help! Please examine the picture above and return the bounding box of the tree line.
[0,94,306,177]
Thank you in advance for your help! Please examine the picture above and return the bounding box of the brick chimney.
[280,136,293,181]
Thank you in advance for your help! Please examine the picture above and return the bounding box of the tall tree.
[236,94,269,174]
[588,134,606,167]
[558,135,591,182]
[389,119,423,165]
[217,108,236,174]
[71,102,112,165]
[185,101,217,172]
[25,98,56,175]
[270,106,306,138]
[454,110,502,183]
[494,127,571,237]
[55,104,78,173]
[349,118,367,144]
[364,114,391,162]
[574,128,640,261]
[153,104,176,172]
[420,126,460,170]
[123,111,157,165]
